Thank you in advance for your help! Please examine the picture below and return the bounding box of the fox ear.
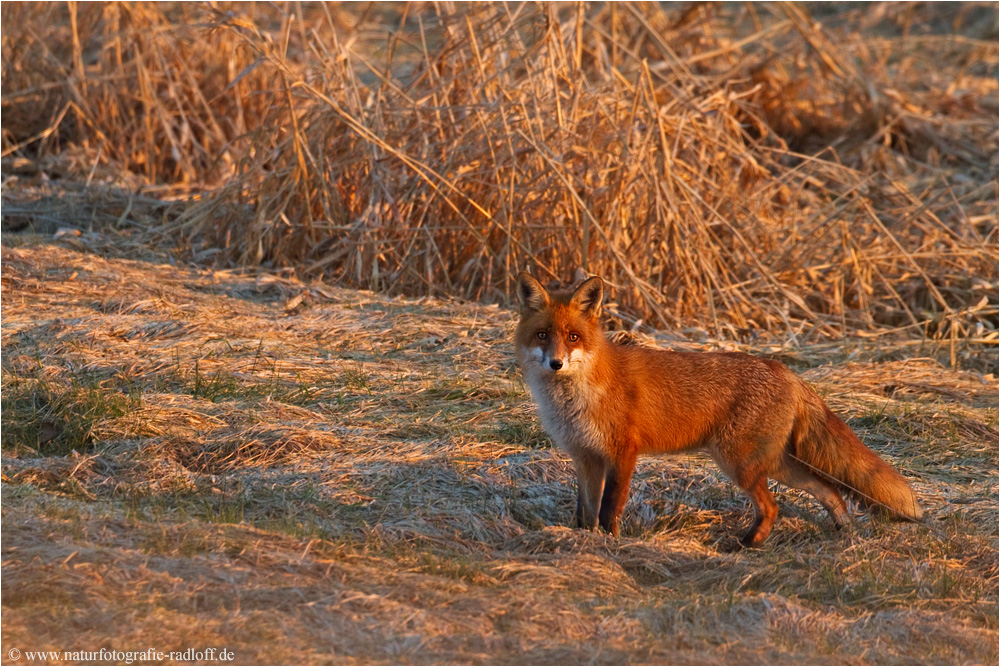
[571,276,604,319]
[516,272,549,313]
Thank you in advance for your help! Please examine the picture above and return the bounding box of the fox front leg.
[573,451,607,531]
[598,453,637,537]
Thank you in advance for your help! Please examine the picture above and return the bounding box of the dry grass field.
[2,235,997,664]
[2,2,998,665]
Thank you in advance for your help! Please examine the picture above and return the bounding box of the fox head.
[514,271,605,375]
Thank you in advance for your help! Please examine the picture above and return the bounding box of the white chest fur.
[524,370,606,456]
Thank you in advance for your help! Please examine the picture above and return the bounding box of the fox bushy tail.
[792,388,923,521]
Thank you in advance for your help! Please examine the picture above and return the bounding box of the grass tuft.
[1,368,144,456]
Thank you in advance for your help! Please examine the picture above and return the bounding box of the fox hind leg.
[773,456,851,528]
[738,476,779,548]
[711,448,779,547]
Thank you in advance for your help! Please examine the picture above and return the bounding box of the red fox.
[514,272,922,547]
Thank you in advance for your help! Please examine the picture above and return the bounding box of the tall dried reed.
[3,2,997,343]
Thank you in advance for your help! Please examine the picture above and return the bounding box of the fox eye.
[568,333,580,342]
[536,331,548,340]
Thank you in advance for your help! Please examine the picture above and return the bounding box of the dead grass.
[2,240,996,664]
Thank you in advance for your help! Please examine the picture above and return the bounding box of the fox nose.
[549,359,563,370]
